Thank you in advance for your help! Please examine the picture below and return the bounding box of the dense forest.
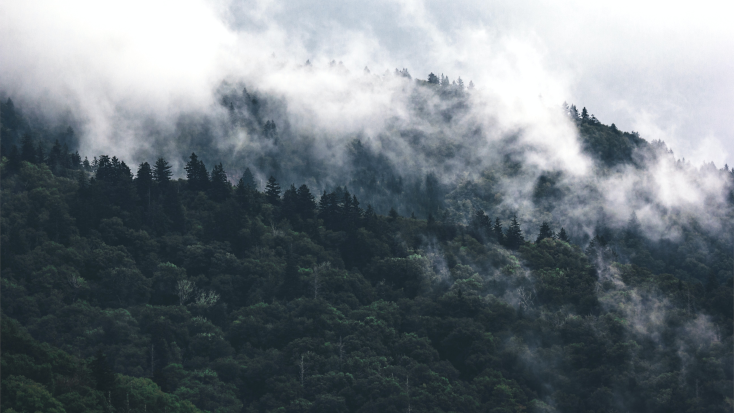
[1,70,733,413]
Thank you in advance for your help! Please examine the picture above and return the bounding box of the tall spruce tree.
[209,163,230,201]
[494,218,505,245]
[185,152,209,191]
[505,215,525,250]
[536,221,555,243]
[265,176,281,205]
[558,227,570,243]
[153,157,172,184]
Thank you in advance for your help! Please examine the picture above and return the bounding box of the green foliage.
[2,132,732,413]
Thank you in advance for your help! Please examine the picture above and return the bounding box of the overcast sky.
[2,0,731,167]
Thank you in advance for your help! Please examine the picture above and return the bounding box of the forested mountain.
[1,70,733,413]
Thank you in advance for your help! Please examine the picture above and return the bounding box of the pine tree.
[473,209,491,232]
[427,72,439,84]
[240,167,257,190]
[581,107,589,120]
[153,157,172,184]
[493,218,505,245]
[457,77,464,89]
[505,215,525,250]
[388,207,399,221]
[265,176,281,205]
[185,153,209,191]
[468,81,475,90]
[296,184,316,220]
[281,184,299,220]
[536,221,555,243]
[136,162,153,207]
[558,227,570,242]
[209,163,230,201]
[441,74,450,87]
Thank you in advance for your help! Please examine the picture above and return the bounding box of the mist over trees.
[1,67,733,413]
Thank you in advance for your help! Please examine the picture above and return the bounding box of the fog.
[1,0,732,242]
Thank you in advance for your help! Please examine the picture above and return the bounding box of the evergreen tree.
[457,77,464,89]
[427,73,439,84]
[536,221,555,243]
[136,162,153,207]
[468,81,475,90]
[505,215,525,250]
[209,163,231,201]
[558,227,570,242]
[240,167,257,190]
[46,139,65,174]
[296,184,316,220]
[265,176,281,205]
[494,218,505,245]
[473,209,491,232]
[441,74,450,87]
[318,190,339,229]
[184,152,209,191]
[281,184,299,221]
[153,157,172,184]
[581,107,589,120]
[388,207,399,221]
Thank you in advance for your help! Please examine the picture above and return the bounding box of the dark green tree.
[427,73,439,84]
[185,152,209,191]
[558,227,570,242]
[136,162,153,207]
[296,184,316,220]
[153,157,173,184]
[494,218,505,245]
[535,221,554,243]
[473,209,491,232]
[505,215,525,250]
[240,167,257,190]
[264,176,281,205]
[209,163,231,201]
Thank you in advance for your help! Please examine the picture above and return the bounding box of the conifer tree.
[136,162,153,206]
[505,215,525,250]
[494,218,505,245]
[240,167,257,190]
[427,73,439,84]
[473,209,491,232]
[281,184,299,220]
[558,227,570,242]
[185,153,209,191]
[265,176,281,205]
[296,184,316,219]
[209,163,230,201]
[536,221,555,243]
[153,157,172,184]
